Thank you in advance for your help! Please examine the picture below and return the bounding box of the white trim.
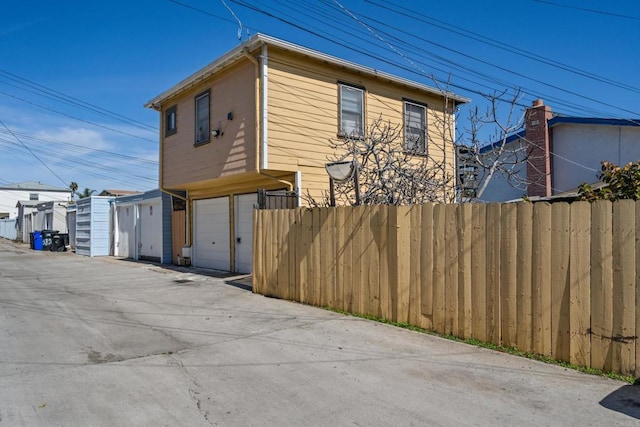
[261,44,269,169]
[295,171,302,207]
[144,33,470,109]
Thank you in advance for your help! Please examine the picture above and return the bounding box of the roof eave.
[144,33,470,109]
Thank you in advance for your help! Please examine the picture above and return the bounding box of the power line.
[0,119,69,187]
[1,91,158,144]
[533,0,640,21]
[0,69,157,132]
[365,0,640,94]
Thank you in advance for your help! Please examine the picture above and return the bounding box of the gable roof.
[0,181,70,192]
[145,33,470,109]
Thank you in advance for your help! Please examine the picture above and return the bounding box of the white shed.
[75,196,114,257]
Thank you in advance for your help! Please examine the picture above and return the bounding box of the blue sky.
[2,0,639,193]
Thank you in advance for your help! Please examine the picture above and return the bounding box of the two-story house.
[145,34,468,273]
[477,99,640,202]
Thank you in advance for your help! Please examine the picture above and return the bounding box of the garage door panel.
[139,202,162,262]
[116,205,135,258]
[194,197,230,271]
[235,194,256,274]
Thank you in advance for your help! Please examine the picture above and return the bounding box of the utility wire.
[1,91,158,143]
[533,0,640,21]
[0,119,69,187]
[0,69,157,131]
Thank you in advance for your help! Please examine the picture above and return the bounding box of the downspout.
[242,46,293,191]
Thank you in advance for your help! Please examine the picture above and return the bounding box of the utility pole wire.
[220,0,244,40]
[0,119,69,187]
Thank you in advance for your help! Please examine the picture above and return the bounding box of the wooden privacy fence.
[253,200,640,377]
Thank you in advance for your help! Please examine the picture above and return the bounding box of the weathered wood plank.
[457,203,472,339]
[444,203,459,336]
[532,203,552,356]
[396,206,411,324]
[516,203,533,353]
[334,207,346,311]
[500,202,517,348]
[486,203,501,346]
[471,203,487,342]
[569,202,591,367]
[408,205,422,326]
[420,203,434,330]
[432,204,446,334]
[590,201,613,371]
[378,206,391,320]
[612,200,636,375]
[551,203,571,362]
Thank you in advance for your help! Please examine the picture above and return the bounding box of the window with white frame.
[195,90,210,145]
[339,84,364,137]
[404,101,427,153]
[165,105,177,137]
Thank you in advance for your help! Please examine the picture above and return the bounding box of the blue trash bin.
[33,231,43,250]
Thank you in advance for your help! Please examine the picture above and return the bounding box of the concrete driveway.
[0,239,638,426]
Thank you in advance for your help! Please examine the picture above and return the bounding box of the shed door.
[116,205,136,259]
[234,193,256,274]
[194,197,230,271]
[139,201,162,262]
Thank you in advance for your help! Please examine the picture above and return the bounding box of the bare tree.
[305,113,456,207]
[456,89,544,201]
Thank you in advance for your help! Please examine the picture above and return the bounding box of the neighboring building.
[112,189,173,264]
[145,33,468,273]
[100,189,142,197]
[0,181,71,219]
[477,100,640,202]
[15,200,69,242]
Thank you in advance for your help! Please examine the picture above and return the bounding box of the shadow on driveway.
[600,383,640,419]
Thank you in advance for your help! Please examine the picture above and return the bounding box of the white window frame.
[195,90,210,145]
[339,84,364,138]
[404,100,427,154]
[165,105,177,137]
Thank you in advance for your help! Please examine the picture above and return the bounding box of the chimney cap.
[532,99,544,107]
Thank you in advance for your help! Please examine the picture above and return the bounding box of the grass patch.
[325,307,636,384]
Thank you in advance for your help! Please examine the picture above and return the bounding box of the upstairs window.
[195,90,210,145]
[29,193,39,200]
[404,101,427,154]
[339,84,364,138]
[165,105,177,137]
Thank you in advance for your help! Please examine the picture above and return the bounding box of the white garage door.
[194,197,230,271]
[116,205,136,259]
[235,193,256,274]
[139,201,162,262]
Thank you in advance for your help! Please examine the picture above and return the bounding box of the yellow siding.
[160,59,257,190]
[266,48,456,203]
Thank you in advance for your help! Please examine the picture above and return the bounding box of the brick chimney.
[525,99,553,197]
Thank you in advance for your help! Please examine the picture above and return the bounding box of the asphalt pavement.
[0,239,638,426]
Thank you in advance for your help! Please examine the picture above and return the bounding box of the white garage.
[193,193,256,273]
[234,193,256,274]
[194,197,230,271]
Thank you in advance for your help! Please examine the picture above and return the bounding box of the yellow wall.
[160,59,257,190]
[265,47,456,203]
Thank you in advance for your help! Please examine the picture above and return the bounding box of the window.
[404,101,427,153]
[29,193,39,201]
[195,90,210,144]
[339,84,364,137]
[165,105,177,137]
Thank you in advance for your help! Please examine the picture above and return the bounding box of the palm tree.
[76,188,96,199]
[69,181,78,199]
